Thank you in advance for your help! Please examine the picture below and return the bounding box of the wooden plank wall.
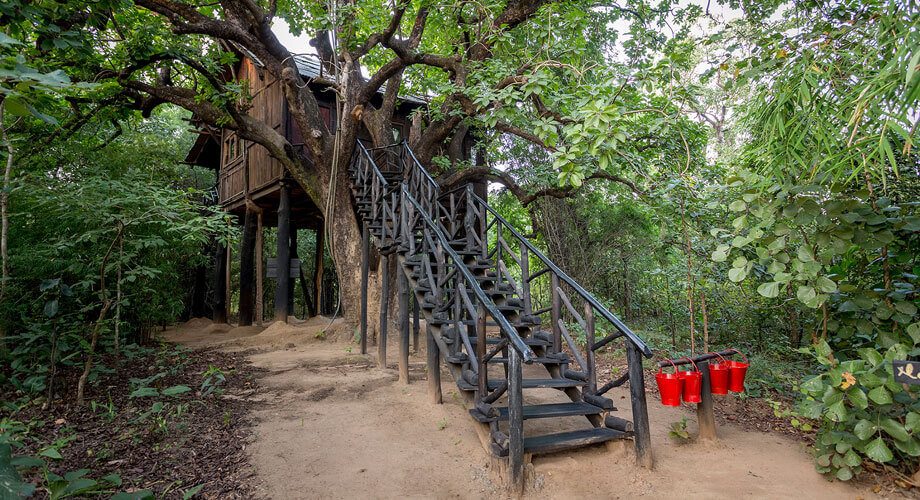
[218,57,285,205]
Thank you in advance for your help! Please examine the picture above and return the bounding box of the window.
[223,133,244,165]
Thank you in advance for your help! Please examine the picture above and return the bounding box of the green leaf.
[846,388,868,409]
[182,484,205,499]
[816,276,837,293]
[835,466,853,481]
[757,281,781,298]
[728,267,748,283]
[797,245,814,262]
[826,400,847,422]
[38,448,63,460]
[161,385,191,396]
[0,444,36,498]
[881,418,910,442]
[854,419,877,440]
[864,437,893,463]
[844,449,862,467]
[906,412,920,433]
[129,387,159,398]
[729,200,747,212]
[797,286,816,303]
[868,386,892,405]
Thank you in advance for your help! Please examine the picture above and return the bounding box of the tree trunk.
[239,207,258,326]
[0,100,13,312]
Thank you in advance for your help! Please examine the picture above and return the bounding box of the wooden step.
[489,356,570,365]
[467,336,551,347]
[516,428,628,456]
[457,378,586,391]
[495,402,604,422]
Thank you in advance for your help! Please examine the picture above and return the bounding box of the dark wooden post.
[427,323,441,404]
[585,303,596,394]
[508,346,525,493]
[398,266,410,384]
[314,227,325,316]
[255,212,263,326]
[360,224,369,354]
[238,208,257,326]
[696,359,717,440]
[476,304,487,402]
[213,243,228,324]
[626,341,653,468]
[274,183,291,322]
[551,273,561,353]
[378,253,389,368]
[412,296,420,352]
[288,228,298,317]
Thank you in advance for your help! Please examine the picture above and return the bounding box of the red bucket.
[725,349,749,392]
[655,359,684,407]
[708,352,730,395]
[677,357,702,403]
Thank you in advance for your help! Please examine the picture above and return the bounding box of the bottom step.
[506,428,628,456]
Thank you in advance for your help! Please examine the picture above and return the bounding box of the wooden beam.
[213,242,228,324]
[288,228,298,317]
[378,254,389,368]
[274,183,291,322]
[238,206,257,326]
[627,341,653,468]
[427,323,441,404]
[398,266,410,384]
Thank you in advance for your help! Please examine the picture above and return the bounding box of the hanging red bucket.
[655,359,684,407]
[677,357,702,403]
[725,349,750,393]
[708,352,730,395]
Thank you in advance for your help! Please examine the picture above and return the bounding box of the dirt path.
[164,318,881,499]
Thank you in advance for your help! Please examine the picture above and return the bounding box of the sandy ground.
[163,317,884,499]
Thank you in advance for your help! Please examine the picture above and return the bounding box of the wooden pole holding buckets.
[655,349,749,441]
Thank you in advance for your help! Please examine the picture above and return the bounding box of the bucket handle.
[658,359,678,374]
[706,352,727,364]
[678,356,700,372]
[727,349,748,365]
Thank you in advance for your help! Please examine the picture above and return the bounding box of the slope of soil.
[165,318,884,499]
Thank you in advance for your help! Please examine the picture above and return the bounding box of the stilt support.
[274,183,291,323]
[426,323,441,404]
[627,341,653,468]
[378,253,389,368]
[398,265,410,384]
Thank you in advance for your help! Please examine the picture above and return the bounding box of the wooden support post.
[288,228,298,317]
[551,273,561,353]
[427,323,441,404]
[585,303,596,394]
[314,227,325,316]
[225,246,231,321]
[238,208,257,326]
[360,224,369,354]
[274,183,291,322]
[476,303,487,402]
[412,295,420,352]
[696,359,717,440]
[213,243,228,324]
[398,266,410,384]
[378,253,389,368]
[508,346,525,494]
[255,212,263,326]
[626,341,653,468]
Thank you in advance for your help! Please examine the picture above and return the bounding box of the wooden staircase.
[348,141,654,489]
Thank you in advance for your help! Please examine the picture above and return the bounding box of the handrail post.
[626,340,653,468]
[398,263,410,384]
[476,302,487,402]
[585,302,596,394]
[378,253,389,368]
[508,345,525,494]
[521,245,531,315]
[551,273,561,353]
